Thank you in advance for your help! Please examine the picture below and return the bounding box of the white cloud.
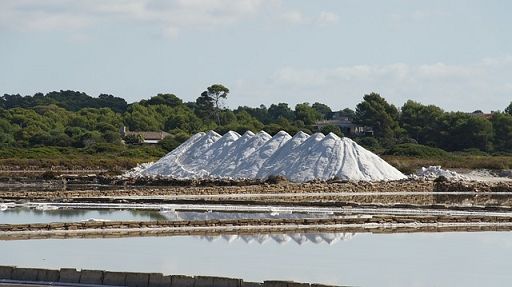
[0,0,272,35]
[0,1,338,36]
[280,10,339,26]
[265,57,512,112]
[316,11,339,25]
[281,10,305,24]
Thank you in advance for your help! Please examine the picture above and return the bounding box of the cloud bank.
[248,57,512,112]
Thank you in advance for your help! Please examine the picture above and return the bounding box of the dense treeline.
[1,89,512,155]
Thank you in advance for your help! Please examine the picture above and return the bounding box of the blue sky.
[1,0,511,112]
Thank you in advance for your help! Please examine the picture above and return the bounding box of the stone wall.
[0,266,339,287]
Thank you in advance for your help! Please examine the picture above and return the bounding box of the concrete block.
[213,277,242,287]
[80,269,103,285]
[149,273,171,287]
[12,268,38,281]
[241,282,263,287]
[126,272,149,287]
[288,283,310,287]
[36,268,60,282]
[59,268,81,283]
[0,266,14,280]
[194,276,214,287]
[104,271,127,286]
[171,275,195,287]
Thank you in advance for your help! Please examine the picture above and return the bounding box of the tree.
[312,102,332,119]
[159,131,190,152]
[198,84,230,125]
[505,102,512,115]
[144,94,183,107]
[354,93,402,146]
[124,134,144,145]
[295,103,322,125]
[338,108,356,119]
[268,103,295,122]
[437,112,493,151]
[491,112,512,152]
[400,100,444,145]
[320,125,343,137]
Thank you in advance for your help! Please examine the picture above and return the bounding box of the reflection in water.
[2,232,512,287]
[198,232,355,245]
[0,207,337,224]
[160,210,336,221]
[0,207,166,224]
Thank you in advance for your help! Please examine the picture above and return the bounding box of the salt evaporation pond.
[1,232,511,287]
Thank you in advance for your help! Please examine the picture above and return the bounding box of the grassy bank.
[0,145,165,171]
[383,155,512,174]
[1,146,512,174]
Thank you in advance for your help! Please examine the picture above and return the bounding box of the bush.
[356,137,381,152]
[159,131,190,152]
[85,143,125,153]
[320,125,343,137]
[453,148,490,156]
[384,143,448,157]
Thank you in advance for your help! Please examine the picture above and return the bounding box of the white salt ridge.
[257,131,310,179]
[209,131,256,177]
[236,131,292,179]
[415,166,468,181]
[138,130,407,182]
[272,133,325,181]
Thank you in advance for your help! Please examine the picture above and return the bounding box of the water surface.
[0,207,336,224]
[1,232,511,287]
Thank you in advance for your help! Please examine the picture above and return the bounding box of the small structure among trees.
[120,126,169,144]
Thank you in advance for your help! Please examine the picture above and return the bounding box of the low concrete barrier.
[0,266,341,287]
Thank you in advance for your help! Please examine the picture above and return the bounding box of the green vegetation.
[1,88,512,170]
[383,143,449,158]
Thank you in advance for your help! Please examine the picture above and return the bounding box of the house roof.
[125,131,170,140]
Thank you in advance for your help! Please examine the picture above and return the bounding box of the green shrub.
[320,125,343,137]
[356,137,382,152]
[384,143,448,157]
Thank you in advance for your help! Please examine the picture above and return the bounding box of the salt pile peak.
[213,131,272,178]
[257,131,310,179]
[236,131,292,178]
[138,130,406,181]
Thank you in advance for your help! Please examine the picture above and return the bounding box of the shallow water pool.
[1,231,511,287]
[0,207,337,224]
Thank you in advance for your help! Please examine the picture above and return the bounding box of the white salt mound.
[415,166,468,181]
[136,130,407,182]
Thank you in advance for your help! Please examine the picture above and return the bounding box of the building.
[120,126,170,144]
[468,110,494,120]
[313,112,374,136]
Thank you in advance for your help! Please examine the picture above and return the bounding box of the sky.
[1,0,511,112]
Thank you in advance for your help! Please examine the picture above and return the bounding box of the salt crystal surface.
[415,166,468,180]
[137,130,407,182]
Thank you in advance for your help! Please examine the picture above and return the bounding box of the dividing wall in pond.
[0,266,338,287]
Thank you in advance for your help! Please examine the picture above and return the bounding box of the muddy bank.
[3,180,512,208]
